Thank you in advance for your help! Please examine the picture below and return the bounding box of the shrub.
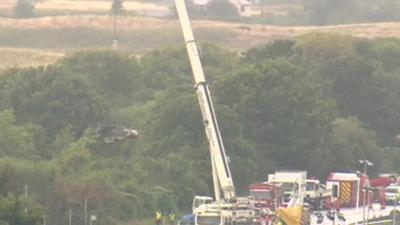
[14,0,35,18]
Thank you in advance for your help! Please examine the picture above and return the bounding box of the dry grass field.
[2,15,400,37]
[1,15,400,46]
[0,48,63,71]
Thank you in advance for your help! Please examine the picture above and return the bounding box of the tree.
[185,0,239,20]
[0,66,107,139]
[111,0,124,14]
[206,0,239,19]
[364,39,400,72]
[59,51,143,106]
[294,34,400,146]
[2,38,400,223]
[242,40,295,64]
[303,0,364,25]
[217,58,337,177]
[14,0,34,18]
[0,195,43,225]
[328,117,383,174]
[0,110,35,159]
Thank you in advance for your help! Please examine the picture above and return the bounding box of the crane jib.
[200,84,231,179]
[175,0,237,201]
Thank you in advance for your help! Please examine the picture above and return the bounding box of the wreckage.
[95,124,138,143]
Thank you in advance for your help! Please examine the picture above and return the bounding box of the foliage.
[14,0,35,18]
[185,0,239,20]
[111,0,124,15]
[59,51,143,105]
[0,36,400,222]
[247,0,400,25]
[0,195,43,225]
[0,66,107,140]
[303,0,365,25]
[0,110,35,159]
[216,59,337,177]
[206,0,239,19]
[328,117,383,174]
[301,0,400,25]
[293,34,400,145]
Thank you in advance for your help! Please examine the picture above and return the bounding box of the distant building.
[248,0,259,4]
[230,0,252,16]
[193,0,211,5]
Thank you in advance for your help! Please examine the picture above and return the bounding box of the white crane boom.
[174,0,236,201]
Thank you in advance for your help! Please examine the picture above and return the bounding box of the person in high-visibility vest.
[396,191,400,205]
[168,212,176,225]
[155,211,162,225]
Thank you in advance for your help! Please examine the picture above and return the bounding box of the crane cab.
[193,200,223,225]
[193,196,214,212]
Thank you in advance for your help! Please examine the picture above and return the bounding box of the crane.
[174,0,234,202]
[174,0,255,225]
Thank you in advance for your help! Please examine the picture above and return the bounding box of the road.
[310,204,398,225]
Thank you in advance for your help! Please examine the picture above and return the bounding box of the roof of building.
[327,172,358,181]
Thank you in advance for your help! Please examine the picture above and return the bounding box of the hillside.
[3,15,400,38]
[1,15,400,69]
[3,15,400,37]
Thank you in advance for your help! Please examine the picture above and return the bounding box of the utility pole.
[359,159,374,225]
[111,0,123,51]
[84,197,88,225]
[355,171,361,225]
[69,208,72,225]
[113,11,118,51]
[363,186,367,224]
[366,187,371,225]
[331,185,338,225]
[24,185,28,214]
[393,198,398,225]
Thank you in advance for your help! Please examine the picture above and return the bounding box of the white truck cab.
[385,185,400,205]
[268,171,307,206]
[193,196,214,213]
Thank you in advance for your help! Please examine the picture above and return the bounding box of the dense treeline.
[187,0,400,25]
[301,0,400,25]
[1,34,400,225]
